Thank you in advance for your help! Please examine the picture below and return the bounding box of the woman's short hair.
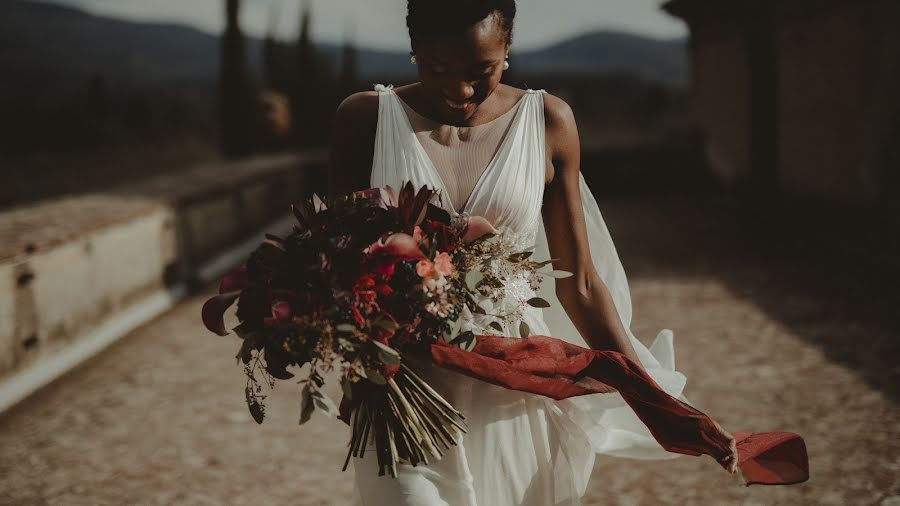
[406,0,517,46]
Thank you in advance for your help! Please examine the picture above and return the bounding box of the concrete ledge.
[0,151,327,410]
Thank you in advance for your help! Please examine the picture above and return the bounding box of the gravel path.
[2,192,897,505]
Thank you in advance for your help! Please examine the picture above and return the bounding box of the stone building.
[662,0,900,242]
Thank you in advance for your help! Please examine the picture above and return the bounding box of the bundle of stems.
[342,361,468,477]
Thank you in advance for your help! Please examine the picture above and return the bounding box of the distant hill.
[0,0,262,86]
[0,0,685,88]
[515,32,685,84]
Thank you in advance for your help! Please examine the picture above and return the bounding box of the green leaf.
[519,321,530,338]
[372,319,399,331]
[236,340,255,364]
[469,303,486,315]
[488,321,504,332]
[341,376,354,401]
[465,270,485,291]
[299,383,315,425]
[526,297,551,308]
[536,270,574,279]
[450,330,475,347]
[233,322,256,340]
[312,391,339,418]
[365,367,387,385]
[372,340,401,366]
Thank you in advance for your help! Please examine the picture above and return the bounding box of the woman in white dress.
[329,1,737,504]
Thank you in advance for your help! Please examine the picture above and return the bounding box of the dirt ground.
[1,191,898,505]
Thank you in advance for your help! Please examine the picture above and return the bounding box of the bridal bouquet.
[201,182,561,477]
[202,181,809,486]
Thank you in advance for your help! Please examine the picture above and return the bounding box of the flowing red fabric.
[340,334,809,486]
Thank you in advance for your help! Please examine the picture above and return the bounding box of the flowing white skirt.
[350,303,687,506]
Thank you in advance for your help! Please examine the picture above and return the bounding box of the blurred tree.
[290,0,316,148]
[338,35,359,103]
[219,0,257,157]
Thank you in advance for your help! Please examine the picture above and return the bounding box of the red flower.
[350,306,366,328]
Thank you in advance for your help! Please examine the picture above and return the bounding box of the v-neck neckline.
[388,86,533,216]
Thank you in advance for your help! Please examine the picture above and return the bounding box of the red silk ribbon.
[340,334,809,486]
[430,334,808,486]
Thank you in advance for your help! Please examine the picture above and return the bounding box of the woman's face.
[412,13,509,124]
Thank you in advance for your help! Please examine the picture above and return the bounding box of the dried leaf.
[526,297,551,308]
[245,385,265,424]
[507,251,534,262]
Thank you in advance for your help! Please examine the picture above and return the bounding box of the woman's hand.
[711,417,739,474]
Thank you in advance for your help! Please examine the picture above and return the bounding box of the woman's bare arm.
[540,93,642,365]
[328,91,380,199]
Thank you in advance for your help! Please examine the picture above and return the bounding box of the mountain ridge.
[0,0,685,86]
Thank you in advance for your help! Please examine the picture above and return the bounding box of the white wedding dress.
[352,84,689,506]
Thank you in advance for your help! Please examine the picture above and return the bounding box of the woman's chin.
[441,102,478,122]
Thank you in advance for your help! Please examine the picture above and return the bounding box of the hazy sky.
[44,0,685,50]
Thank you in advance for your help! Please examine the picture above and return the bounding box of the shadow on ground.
[581,147,900,402]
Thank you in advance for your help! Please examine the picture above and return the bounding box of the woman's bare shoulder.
[540,91,576,132]
[330,90,381,196]
[335,90,380,125]
[540,91,579,182]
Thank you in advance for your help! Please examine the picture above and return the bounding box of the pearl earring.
[502,58,510,70]
[410,53,417,65]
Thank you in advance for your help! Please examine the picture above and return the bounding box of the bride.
[328,1,737,504]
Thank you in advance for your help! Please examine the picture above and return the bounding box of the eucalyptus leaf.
[519,321,530,338]
[470,303,487,315]
[312,391,339,418]
[488,321,504,332]
[536,270,574,279]
[465,269,485,291]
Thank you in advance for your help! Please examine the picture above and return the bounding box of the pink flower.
[433,252,455,276]
[462,215,500,243]
[367,233,425,260]
[416,259,435,278]
[413,225,425,243]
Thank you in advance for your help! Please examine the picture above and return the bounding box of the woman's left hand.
[711,417,739,474]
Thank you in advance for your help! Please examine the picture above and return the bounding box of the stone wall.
[689,37,751,184]
[776,1,900,204]
[0,152,327,381]
[665,0,900,208]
